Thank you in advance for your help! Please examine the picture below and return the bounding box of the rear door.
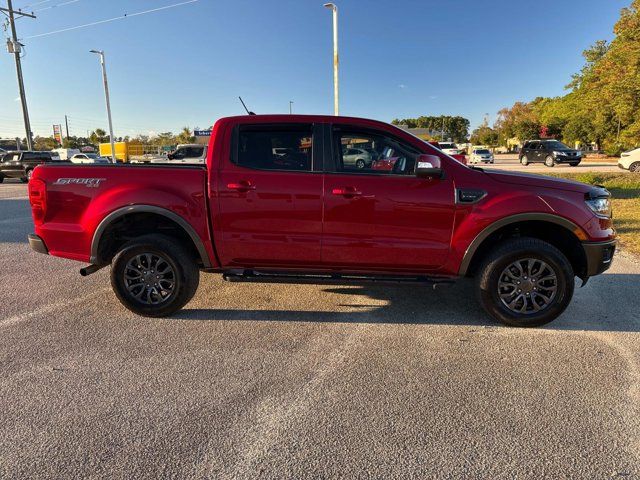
[322,125,456,271]
[216,123,324,268]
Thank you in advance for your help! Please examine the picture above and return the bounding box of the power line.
[25,0,199,39]
[35,0,82,12]
[14,0,51,10]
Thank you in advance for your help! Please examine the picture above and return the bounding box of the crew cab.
[27,115,616,327]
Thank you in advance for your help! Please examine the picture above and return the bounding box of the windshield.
[86,153,99,159]
[475,149,490,154]
[544,140,570,150]
[439,143,455,149]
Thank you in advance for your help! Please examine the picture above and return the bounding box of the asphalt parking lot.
[1,179,639,479]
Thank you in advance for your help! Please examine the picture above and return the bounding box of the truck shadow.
[177,273,640,333]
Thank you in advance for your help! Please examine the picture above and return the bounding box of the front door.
[322,127,456,272]
[216,123,324,268]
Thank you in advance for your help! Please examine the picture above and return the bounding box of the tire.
[544,155,555,167]
[110,234,200,317]
[569,162,580,167]
[355,159,365,169]
[26,169,34,181]
[0,175,4,184]
[20,176,28,183]
[520,155,529,166]
[630,162,640,172]
[475,237,574,327]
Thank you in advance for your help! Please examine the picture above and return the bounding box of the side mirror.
[415,154,443,178]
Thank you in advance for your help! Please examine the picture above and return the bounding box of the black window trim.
[325,123,423,177]
[230,123,322,174]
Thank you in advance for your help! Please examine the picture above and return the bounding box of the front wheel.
[110,234,199,317]
[569,162,580,167]
[476,237,574,327]
[630,162,640,172]
[355,159,366,169]
[545,155,555,167]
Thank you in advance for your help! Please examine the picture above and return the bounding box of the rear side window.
[235,125,312,171]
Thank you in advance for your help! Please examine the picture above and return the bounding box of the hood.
[484,169,593,194]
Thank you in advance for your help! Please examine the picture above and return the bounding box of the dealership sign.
[53,124,63,144]
[194,130,212,137]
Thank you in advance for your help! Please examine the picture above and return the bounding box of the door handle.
[332,187,362,197]
[227,180,256,192]
[332,187,364,198]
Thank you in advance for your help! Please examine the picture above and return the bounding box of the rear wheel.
[110,234,199,317]
[520,155,529,166]
[545,155,555,167]
[630,162,640,172]
[475,237,574,327]
[355,159,365,169]
[569,162,579,167]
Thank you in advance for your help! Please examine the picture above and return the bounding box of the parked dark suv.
[0,151,60,183]
[519,140,582,167]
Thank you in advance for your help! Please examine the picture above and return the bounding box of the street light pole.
[90,50,116,162]
[289,100,294,114]
[323,3,339,116]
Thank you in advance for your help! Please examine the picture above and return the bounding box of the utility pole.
[2,0,36,150]
[289,101,293,114]
[90,50,116,162]
[65,115,70,139]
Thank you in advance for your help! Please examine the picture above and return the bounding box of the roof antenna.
[239,96,256,115]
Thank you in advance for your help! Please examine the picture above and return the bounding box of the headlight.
[585,197,612,217]
[553,151,565,156]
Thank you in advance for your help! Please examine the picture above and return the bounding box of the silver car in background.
[470,148,494,164]
[342,147,373,169]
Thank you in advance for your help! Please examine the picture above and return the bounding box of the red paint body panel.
[29,114,615,278]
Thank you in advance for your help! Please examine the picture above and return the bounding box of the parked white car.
[619,148,640,172]
[70,153,110,164]
[470,148,494,164]
[438,142,461,156]
[342,147,373,168]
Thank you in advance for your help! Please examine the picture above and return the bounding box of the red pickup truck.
[27,115,616,327]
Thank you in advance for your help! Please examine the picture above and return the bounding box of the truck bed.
[31,163,212,264]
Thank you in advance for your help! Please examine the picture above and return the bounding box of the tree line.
[391,116,471,143]
[471,0,640,154]
[28,127,197,151]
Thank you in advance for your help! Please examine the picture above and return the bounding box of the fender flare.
[458,213,582,276]
[90,205,212,268]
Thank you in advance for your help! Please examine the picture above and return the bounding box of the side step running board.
[222,269,455,288]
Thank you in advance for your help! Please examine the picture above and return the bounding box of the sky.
[0,0,631,139]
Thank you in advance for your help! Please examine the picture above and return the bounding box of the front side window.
[236,126,312,171]
[335,130,419,175]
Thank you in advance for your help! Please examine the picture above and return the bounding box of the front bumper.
[582,239,616,276]
[554,156,582,164]
[28,233,49,255]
